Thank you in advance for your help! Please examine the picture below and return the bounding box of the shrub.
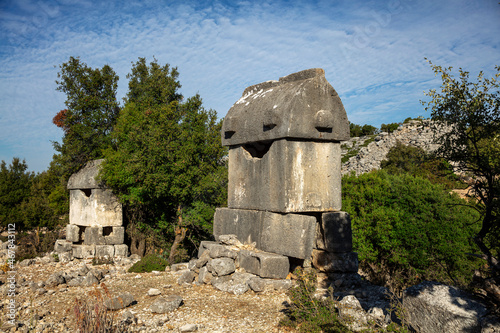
[380,122,400,134]
[127,253,168,273]
[342,170,481,292]
[72,283,125,332]
[350,123,378,137]
[280,268,351,333]
[381,141,466,190]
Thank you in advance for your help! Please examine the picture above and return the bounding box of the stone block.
[211,257,236,276]
[213,209,264,246]
[114,244,129,257]
[198,241,237,259]
[221,68,349,146]
[104,226,124,245]
[66,224,81,243]
[84,226,106,245]
[72,245,95,259]
[227,140,342,213]
[260,212,316,259]
[238,249,289,279]
[311,249,358,273]
[95,245,114,258]
[69,188,122,227]
[67,159,104,190]
[54,239,73,253]
[214,208,316,259]
[316,211,352,253]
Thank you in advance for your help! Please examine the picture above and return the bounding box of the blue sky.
[0,0,499,172]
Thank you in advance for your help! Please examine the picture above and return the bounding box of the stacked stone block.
[54,159,128,259]
[212,69,358,279]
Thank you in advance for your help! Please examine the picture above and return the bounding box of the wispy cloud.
[0,0,499,171]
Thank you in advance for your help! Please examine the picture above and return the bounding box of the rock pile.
[341,119,451,176]
[171,234,293,295]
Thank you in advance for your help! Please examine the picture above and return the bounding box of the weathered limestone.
[221,68,349,146]
[403,281,488,333]
[95,245,115,258]
[56,159,128,258]
[54,240,72,253]
[213,208,316,259]
[212,68,357,280]
[69,189,122,227]
[316,211,352,253]
[72,245,95,259]
[311,250,358,273]
[228,140,342,212]
[237,250,290,279]
[104,226,125,245]
[114,244,129,257]
[84,226,106,245]
[66,224,81,243]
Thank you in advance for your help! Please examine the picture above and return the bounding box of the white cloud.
[0,0,498,171]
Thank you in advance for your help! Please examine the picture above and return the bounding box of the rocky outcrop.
[341,119,451,176]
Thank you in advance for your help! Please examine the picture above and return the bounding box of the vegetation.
[349,123,378,137]
[280,268,352,333]
[72,283,124,332]
[280,267,410,332]
[127,253,169,273]
[341,135,377,164]
[342,170,481,293]
[422,61,500,300]
[52,56,120,179]
[100,58,227,262]
[380,141,466,190]
[0,158,34,230]
[380,122,400,134]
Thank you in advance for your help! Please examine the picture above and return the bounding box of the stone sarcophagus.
[54,159,128,259]
[67,159,122,227]
[222,68,349,213]
[213,69,358,277]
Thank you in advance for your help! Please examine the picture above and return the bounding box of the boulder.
[211,257,236,276]
[150,295,183,313]
[104,293,135,310]
[403,281,488,333]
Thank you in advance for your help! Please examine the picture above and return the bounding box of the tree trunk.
[169,205,187,264]
[130,235,146,257]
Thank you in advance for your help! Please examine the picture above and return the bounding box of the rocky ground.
[0,255,293,333]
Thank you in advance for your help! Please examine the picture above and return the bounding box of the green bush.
[349,123,378,137]
[342,170,481,292]
[381,142,466,189]
[380,123,400,134]
[127,254,169,273]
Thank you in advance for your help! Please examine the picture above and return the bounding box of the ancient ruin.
[54,159,128,259]
[203,68,358,279]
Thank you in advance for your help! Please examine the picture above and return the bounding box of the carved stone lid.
[67,159,105,190]
[221,68,349,146]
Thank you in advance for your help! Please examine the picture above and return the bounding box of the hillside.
[341,119,450,176]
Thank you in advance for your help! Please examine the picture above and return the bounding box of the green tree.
[101,58,227,262]
[52,56,120,178]
[342,170,481,292]
[380,122,400,133]
[349,123,378,137]
[20,171,63,230]
[0,158,34,230]
[381,141,465,189]
[422,61,500,287]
